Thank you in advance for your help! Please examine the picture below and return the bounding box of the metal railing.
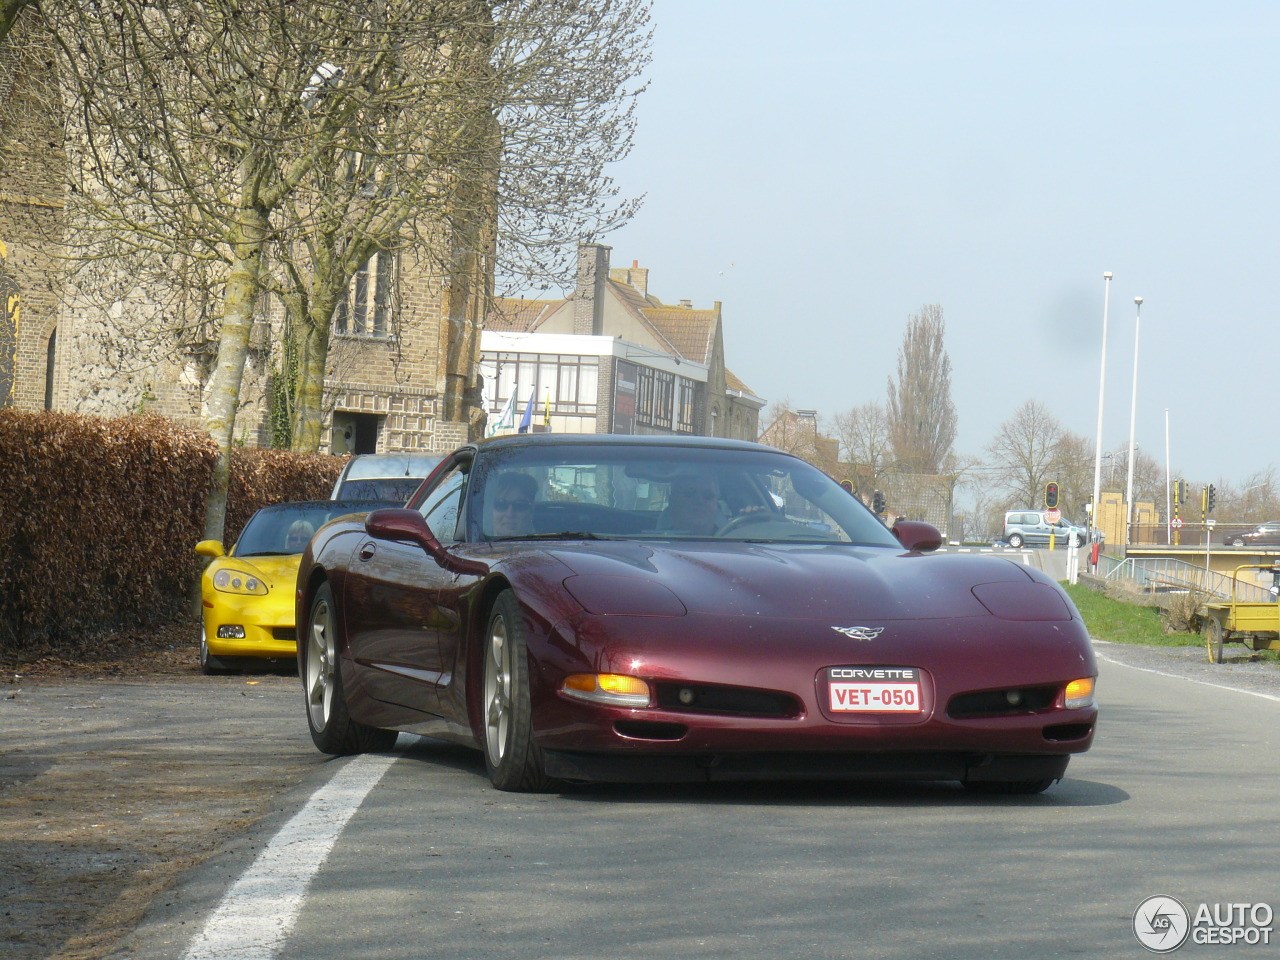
[1100,555,1272,602]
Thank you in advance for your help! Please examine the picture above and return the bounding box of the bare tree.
[758,400,839,474]
[1050,430,1095,520]
[40,0,650,536]
[986,400,1065,510]
[830,401,892,486]
[886,303,957,474]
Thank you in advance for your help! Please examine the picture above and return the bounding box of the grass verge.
[1061,582,1198,647]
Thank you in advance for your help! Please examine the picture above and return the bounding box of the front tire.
[1204,616,1225,664]
[482,590,551,792]
[1007,533,1025,548]
[199,630,235,675]
[302,582,397,755]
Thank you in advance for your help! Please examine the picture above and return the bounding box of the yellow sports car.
[195,500,392,674]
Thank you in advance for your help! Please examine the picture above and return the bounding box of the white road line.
[1093,646,1280,704]
[182,751,398,960]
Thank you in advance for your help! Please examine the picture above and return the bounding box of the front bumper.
[543,748,1071,785]
[202,593,297,659]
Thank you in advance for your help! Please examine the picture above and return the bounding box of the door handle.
[359,542,377,562]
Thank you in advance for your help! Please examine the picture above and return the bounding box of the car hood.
[499,540,1066,622]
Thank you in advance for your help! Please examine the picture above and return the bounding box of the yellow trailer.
[1197,564,1280,663]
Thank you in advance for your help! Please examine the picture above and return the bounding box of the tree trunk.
[291,292,335,452]
[201,204,269,542]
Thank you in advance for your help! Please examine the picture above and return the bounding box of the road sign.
[1045,508,1061,524]
[1171,517,1184,529]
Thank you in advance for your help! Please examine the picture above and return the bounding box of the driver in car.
[488,471,538,538]
[285,519,315,553]
[663,472,722,536]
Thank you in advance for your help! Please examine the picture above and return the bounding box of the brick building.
[480,243,763,439]
[0,12,481,455]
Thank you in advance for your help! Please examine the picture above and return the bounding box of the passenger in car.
[489,471,538,538]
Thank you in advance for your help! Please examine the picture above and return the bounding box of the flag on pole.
[517,389,536,433]
[488,391,517,437]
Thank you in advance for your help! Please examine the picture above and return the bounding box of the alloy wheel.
[306,596,336,731]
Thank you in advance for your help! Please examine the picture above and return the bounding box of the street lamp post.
[1090,272,1113,548]
[1124,296,1144,545]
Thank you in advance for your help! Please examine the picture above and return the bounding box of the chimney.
[629,260,648,298]
[573,243,611,336]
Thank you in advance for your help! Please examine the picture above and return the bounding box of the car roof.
[466,433,780,455]
[338,453,442,481]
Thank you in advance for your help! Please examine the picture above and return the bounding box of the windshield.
[234,501,393,556]
[467,445,901,546]
[334,477,426,504]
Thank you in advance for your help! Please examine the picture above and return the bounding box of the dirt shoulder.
[1,632,323,960]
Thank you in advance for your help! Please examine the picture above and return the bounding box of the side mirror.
[365,509,488,576]
[892,519,943,553]
[195,539,226,558]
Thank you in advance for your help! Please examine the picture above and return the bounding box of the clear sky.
[583,0,1280,487]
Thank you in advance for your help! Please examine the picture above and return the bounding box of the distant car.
[1002,510,1091,549]
[330,453,443,503]
[296,433,1098,795]
[1224,522,1280,547]
[195,500,395,674]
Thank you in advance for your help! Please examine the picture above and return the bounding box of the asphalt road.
[104,646,1280,960]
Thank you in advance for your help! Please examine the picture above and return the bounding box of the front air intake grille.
[273,628,297,643]
[947,686,1058,719]
[654,683,803,719]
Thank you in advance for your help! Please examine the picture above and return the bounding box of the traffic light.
[872,490,885,515]
[840,479,855,494]
[1207,484,1217,512]
[1044,482,1059,509]
[1173,479,1184,505]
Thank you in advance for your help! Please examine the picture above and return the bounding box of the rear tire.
[302,582,397,755]
[482,590,552,792]
[1006,533,1024,548]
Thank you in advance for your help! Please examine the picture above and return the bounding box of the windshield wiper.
[493,531,614,541]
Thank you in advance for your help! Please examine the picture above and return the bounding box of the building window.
[676,378,695,433]
[633,366,694,433]
[44,327,56,410]
[481,353,599,420]
[335,250,394,338]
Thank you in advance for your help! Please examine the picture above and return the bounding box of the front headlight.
[561,673,652,707]
[1064,677,1095,709]
[212,569,268,596]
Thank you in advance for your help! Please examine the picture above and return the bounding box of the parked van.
[1001,510,1090,548]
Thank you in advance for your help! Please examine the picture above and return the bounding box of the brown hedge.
[0,410,345,655]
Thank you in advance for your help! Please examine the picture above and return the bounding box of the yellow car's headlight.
[212,569,268,596]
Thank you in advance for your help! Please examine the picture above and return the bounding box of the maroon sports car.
[297,434,1097,793]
